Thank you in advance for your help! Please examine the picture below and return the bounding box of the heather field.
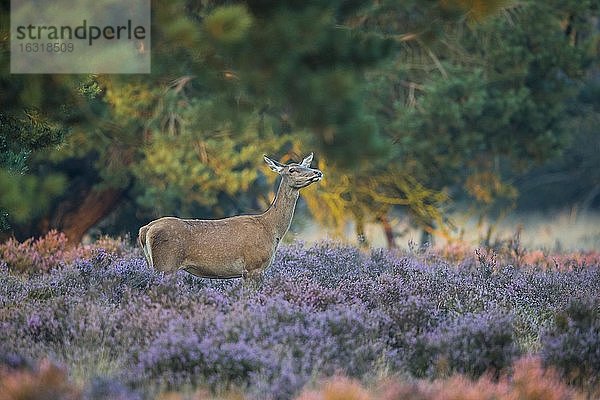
[1,232,600,399]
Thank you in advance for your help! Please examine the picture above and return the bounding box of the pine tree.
[0,0,597,244]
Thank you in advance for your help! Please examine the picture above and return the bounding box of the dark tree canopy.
[0,0,598,244]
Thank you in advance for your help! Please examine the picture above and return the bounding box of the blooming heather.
[1,240,599,398]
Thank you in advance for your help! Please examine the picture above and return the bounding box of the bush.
[407,311,519,378]
[0,230,135,274]
[542,297,600,384]
[298,357,584,400]
[133,297,386,398]
[0,230,71,273]
[296,375,372,400]
[1,240,600,398]
[83,377,142,400]
[0,359,80,400]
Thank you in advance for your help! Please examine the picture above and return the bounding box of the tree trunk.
[378,215,396,249]
[420,222,435,249]
[52,187,124,246]
[355,214,369,248]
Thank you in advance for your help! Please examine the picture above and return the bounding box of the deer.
[137,153,322,283]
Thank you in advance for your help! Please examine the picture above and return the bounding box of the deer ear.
[300,152,314,167]
[264,155,284,173]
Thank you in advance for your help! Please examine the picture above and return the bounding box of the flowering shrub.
[1,356,586,400]
[298,357,584,400]
[133,297,386,398]
[0,230,72,273]
[407,311,519,378]
[0,357,144,400]
[542,297,600,385]
[435,238,600,271]
[297,375,372,400]
[522,250,600,270]
[0,230,135,274]
[83,376,143,400]
[0,239,599,398]
[0,359,81,400]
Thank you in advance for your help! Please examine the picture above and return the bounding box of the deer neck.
[264,177,299,239]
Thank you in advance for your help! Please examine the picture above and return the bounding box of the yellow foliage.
[103,80,155,121]
[440,0,515,23]
[465,171,517,205]
[135,80,302,213]
[303,160,450,239]
[302,158,350,236]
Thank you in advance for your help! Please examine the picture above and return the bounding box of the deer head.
[264,153,323,189]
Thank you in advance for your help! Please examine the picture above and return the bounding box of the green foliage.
[515,73,600,211]
[304,161,449,241]
[366,0,598,224]
[0,0,598,242]
[0,112,65,173]
[133,121,294,216]
[392,2,590,171]
[0,111,67,230]
[204,5,253,44]
[0,171,66,224]
[198,0,397,164]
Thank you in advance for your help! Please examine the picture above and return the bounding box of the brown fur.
[138,154,322,279]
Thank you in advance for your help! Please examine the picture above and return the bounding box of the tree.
[1,0,597,246]
[0,112,66,233]
[361,0,598,245]
[514,77,600,212]
[0,2,72,236]
[1,0,395,242]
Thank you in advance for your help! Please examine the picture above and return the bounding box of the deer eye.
[289,167,297,173]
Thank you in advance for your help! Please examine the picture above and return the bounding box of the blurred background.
[1,0,599,250]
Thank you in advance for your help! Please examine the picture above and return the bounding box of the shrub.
[523,250,600,270]
[83,376,143,400]
[0,359,80,400]
[508,357,584,400]
[407,311,519,378]
[0,230,71,273]
[0,231,135,274]
[1,240,600,398]
[541,297,600,384]
[299,357,584,400]
[133,297,386,398]
[296,376,372,400]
